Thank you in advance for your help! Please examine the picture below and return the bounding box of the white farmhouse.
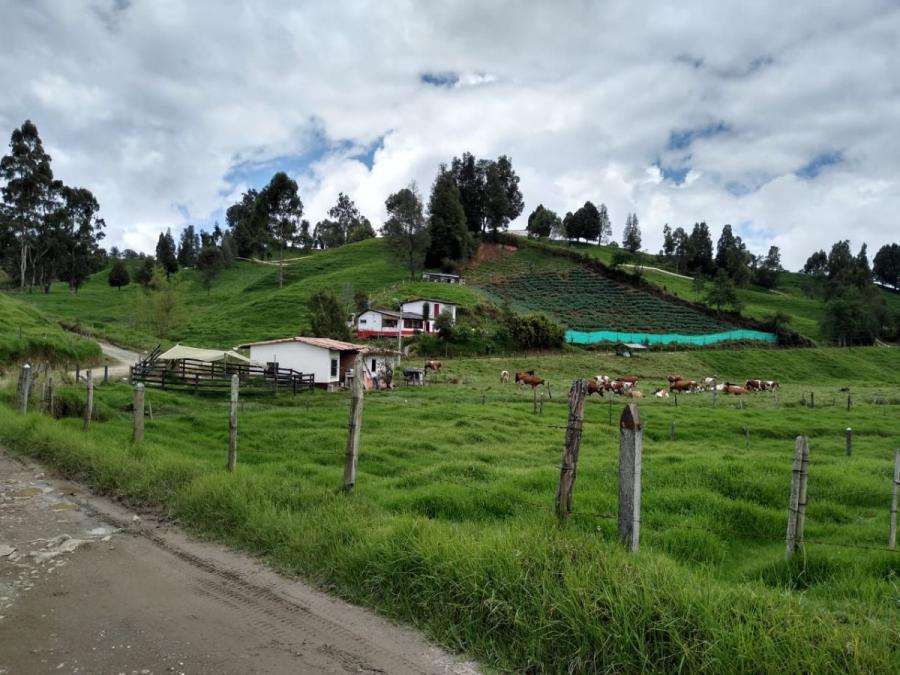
[237,336,368,390]
[356,299,456,338]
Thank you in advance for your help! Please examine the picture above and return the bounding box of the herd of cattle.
[498,369,779,400]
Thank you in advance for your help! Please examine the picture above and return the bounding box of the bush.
[505,313,565,350]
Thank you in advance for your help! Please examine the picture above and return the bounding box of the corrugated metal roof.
[364,308,424,320]
[238,336,369,351]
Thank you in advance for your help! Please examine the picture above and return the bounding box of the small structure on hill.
[421,271,464,284]
[616,343,648,358]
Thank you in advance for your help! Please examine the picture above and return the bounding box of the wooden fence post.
[618,403,642,552]
[810,391,814,408]
[845,427,853,456]
[16,363,32,414]
[540,392,545,415]
[786,435,810,560]
[555,379,588,523]
[44,376,54,416]
[712,379,717,407]
[343,356,364,492]
[227,374,239,471]
[83,370,94,431]
[847,393,851,410]
[132,383,145,443]
[744,426,750,449]
[75,364,80,383]
[669,419,676,441]
[103,364,109,384]
[889,450,900,549]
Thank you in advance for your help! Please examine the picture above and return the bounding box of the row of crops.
[482,268,735,334]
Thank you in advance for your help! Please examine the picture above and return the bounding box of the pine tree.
[382,184,429,280]
[622,213,642,253]
[155,229,178,279]
[425,167,470,268]
[597,204,612,244]
[108,259,130,290]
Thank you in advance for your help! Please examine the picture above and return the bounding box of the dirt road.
[0,449,479,675]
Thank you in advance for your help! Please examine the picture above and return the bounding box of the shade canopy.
[158,344,252,364]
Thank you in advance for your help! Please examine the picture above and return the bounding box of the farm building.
[356,299,456,338]
[238,336,370,390]
[421,271,464,284]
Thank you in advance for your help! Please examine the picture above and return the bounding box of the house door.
[433,303,440,318]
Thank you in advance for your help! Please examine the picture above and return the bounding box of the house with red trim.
[356,299,457,338]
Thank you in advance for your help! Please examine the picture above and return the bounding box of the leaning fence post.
[83,370,94,431]
[343,356,364,492]
[227,374,238,471]
[786,435,810,560]
[618,403,643,552]
[16,363,32,414]
[44,376,54,415]
[846,427,853,457]
[132,383,145,443]
[555,379,588,523]
[75,364,80,383]
[889,450,900,549]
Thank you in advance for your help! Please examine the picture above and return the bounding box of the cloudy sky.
[1,0,897,269]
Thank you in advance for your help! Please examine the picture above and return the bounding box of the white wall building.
[356,300,456,338]
[238,336,367,390]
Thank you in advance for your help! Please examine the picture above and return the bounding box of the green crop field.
[552,239,900,342]
[483,267,734,334]
[0,292,101,372]
[1,346,898,673]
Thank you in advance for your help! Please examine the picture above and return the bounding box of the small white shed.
[237,336,368,390]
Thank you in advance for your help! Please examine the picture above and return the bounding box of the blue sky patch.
[655,160,689,185]
[796,151,843,179]
[667,121,730,151]
[420,71,459,88]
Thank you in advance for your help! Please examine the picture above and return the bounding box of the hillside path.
[0,449,479,675]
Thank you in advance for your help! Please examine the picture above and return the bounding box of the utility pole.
[397,302,402,365]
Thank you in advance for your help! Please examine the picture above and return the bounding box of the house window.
[371,359,377,371]
[383,319,397,328]
[330,358,338,377]
[404,318,423,330]
[360,319,367,325]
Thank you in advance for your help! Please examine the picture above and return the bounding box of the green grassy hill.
[8,235,898,353]
[14,238,412,350]
[0,292,101,371]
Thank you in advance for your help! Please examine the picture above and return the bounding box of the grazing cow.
[703,377,717,386]
[669,379,698,393]
[723,383,747,395]
[594,374,610,385]
[625,389,644,399]
[586,379,605,397]
[500,370,510,384]
[654,388,670,398]
[745,379,763,391]
[666,374,683,384]
[763,380,780,391]
[616,375,640,385]
[516,371,551,398]
[424,360,442,372]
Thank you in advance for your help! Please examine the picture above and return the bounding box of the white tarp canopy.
[158,344,252,364]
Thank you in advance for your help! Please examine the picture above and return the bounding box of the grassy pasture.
[1,346,898,672]
[0,292,101,372]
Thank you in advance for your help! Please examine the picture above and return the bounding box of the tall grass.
[1,346,898,672]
